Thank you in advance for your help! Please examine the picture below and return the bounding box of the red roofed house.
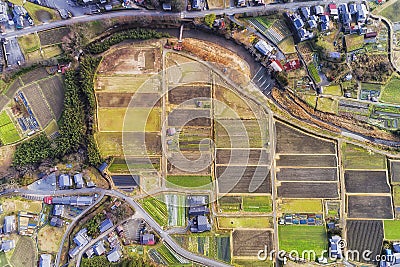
[284,60,301,71]
[43,196,53,205]
[270,60,283,72]
[329,3,338,15]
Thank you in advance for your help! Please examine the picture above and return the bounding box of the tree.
[204,13,216,28]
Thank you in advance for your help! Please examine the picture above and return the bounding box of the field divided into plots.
[275,121,339,199]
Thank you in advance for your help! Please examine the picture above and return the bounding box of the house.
[39,254,52,267]
[365,32,377,39]
[59,174,72,189]
[293,18,304,29]
[162,2,171,10]
[314,5,324,15]
[3,216,15,234]
[116,225,124,236]
[341,13,351,27]
[349,3,357,14]
[85,248,94,258]
[320,15,329,23]
[74,173,84,189]
[141,233,155,245]
[98,162,108,174]
[13,5,26,17]
[300,7,310,20]
[50,217,63,227]
[284,60,301,71]
[93,241,106,256]
[1,240,15,252]
[99,218,114,233]
[187,195,209,216]
[87,181,96,188]
[329,3,338,15]
[189,215,211,233]
[270,60,283,72]
[107,248,122,263]
[192,0,201,10]
[356,3,368,23]
[104,4,112,11]
[329,52,341,59]
[310,15,318,22]
[53,205,64,216]
[338,3,349,14]
[321,22,330,32]
[254,40,274,56]
[329,235,343,259]
[308,20,317,29]
[51,196,94,206]
[393,243,400,253]
[73,228,90,247]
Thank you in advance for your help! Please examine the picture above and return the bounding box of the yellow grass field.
[38,225,66,253]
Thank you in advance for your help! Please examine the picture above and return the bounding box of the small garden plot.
[98,107,161,132]
[384,220,400,241]
[277,182,339,199]
[217,216,272,229]
[215,119,267,148]
[216,149,269,165]
[99,46,161,75]
[0,111,20,144]
[22,83,54,127]
[276,168,337,182]
[316,97,338,114]
[214,85,262,119]
[20,68,49,85]
[275,122,336,154]
[177,127,212,152]
[278,225,327,261]
[18,34,40,54]
[10,236,37,267]
[168,109,211,127]
[111,175,139,188]
[360,83,381,101]
[391,161,400,183]
[95,75,158,93]
[276,155,337,167]
[342,143,387,170]
[156,245,182,265]
[341,80,358,99]
[232,230,273,257]
[216,165,271,194]
[166,194,186,227]
[96,92,134,108]
[301,94,317,108]
[166,175,212,189]
[167,151,211,175]
[141,195,168,226]
[38,76,64,119]
[380,76,400,104]
[307,62,321,83]
[38,27,70,46]
[109,157,160,173]
[345,34,364,52]
[279,199,323,213]
[242,196,272,213]
[218,196,242,212]
[347,195,393,219]
[278,36,296,54]
[345,170,390,193]
[129,93,161,108]
[95,132,124,157]
[168,85,211,105]
[338,99,370,116]
[322,84,342,96]
[346,220,384,263]
[42,45,62,59]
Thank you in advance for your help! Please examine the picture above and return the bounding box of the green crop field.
[342,143,386,170]
[0,111,20,144]
[307,63,321,83]
[302,95,317,108]
[166,175,212,189]
[218,196,242,213]
[166,194,186,227]
[98,107,160,132]
[317,97,338,114]
[242,196,272,212]
[279,199,323,213]
[379,1,400,22]
[18,34,40,54]
[393,186,400,206]
[322,85,342,96]
[384,220,400,240]
[141,196,168,226]
[0,251,10,267]
[380,76,400,104]
[156,245,180,265]
[108,157,160,173]
[217,216,272,229]
[278,225,327,260]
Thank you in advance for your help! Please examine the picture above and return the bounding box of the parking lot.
[4,37,25,68]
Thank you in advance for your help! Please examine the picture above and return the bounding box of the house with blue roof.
[300,7,310,20]
[99,219,114,233]
[294,18,304,29]
[329,235,343,259]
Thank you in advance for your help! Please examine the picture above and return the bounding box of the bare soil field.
[95,75,159,93]
[0,146,15,173]
[167,151,212,175]
[390,161,400,183]
[168,109,211,127]
[215,119,266,148]
[277,182,339,198]
[276,121,336,154]
[347,196,393,219]
[38,225,65,253]
[216,149,270,165]
[214,85,256,119]
[10,236,36,267]
[276,155,337,167]
[38,75,64,119]
[276,168,338,181]
[216,165,271,193]
[345,171,390,193]
[20,67,49,84]
[38,27,70,46]
[346,220,384,263]
[232,230,273,257]
[168,85,211,105]
[22,84,54,127]
[97,92,160,108]
[98,46,161,75]
[5,78,23,98]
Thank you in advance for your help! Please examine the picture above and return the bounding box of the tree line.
[86,28,170,54]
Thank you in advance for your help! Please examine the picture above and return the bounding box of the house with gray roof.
[74,173,84,189]
[3,216,15,234]
[59,174,72,189]
[39,254,52,267]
